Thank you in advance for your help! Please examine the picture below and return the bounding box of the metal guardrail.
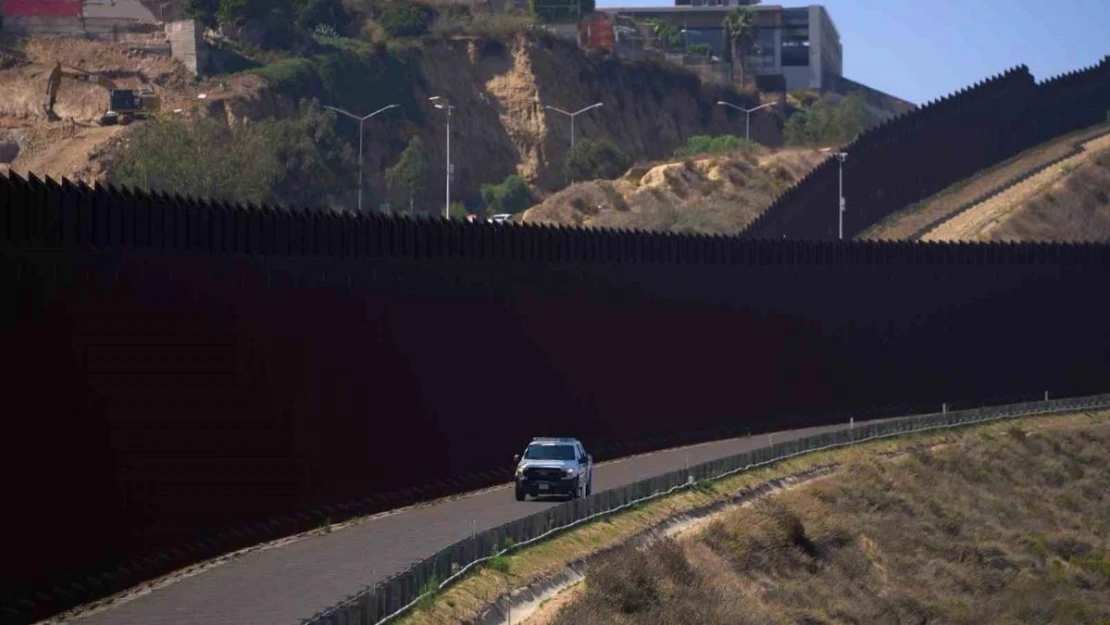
[305,392,1110,625]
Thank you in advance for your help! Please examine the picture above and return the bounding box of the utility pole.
[323,103,401,214]
[716,100,775,143]
[429,96,455,220]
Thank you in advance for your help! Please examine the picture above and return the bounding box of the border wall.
[4,170,1110,624]
[743,57,1110,239]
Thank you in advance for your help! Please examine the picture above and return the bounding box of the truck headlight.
[515,467,524,476]
[565,468,576,476]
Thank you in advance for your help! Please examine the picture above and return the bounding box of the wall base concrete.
[165,19,208,77]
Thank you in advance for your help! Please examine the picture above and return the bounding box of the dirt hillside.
[521,147,828,234]
[368,34,783,202]
[549,415,1110,625]
[859,123,1110,242]
[921,130,1110,242]
[0,35,258,183]
[1,30,782,203]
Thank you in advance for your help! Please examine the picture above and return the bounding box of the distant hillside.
[522,146,828,234]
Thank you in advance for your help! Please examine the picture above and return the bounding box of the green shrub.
[251,37,425,127]
[480,174,533,216]
[673,134,757,158]
[784,91,871,147]
[379,3,433,37]
[529,0,594,23]
[565,139,631,182]
[108,100,357,210]
[186,0,352,33]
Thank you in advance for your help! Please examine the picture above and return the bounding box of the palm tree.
[723,7,756,87]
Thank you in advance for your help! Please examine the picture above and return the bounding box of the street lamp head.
[717,101,727,105]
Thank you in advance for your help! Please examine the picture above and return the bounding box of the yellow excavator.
[43,62,161,126]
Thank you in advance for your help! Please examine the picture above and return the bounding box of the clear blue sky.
[594,0,1110,105]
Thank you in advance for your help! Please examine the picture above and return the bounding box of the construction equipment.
[43,62,161,126]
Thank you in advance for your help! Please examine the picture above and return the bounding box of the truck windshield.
[523,444,576,461]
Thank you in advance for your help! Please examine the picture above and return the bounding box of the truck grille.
[524,467,565,481]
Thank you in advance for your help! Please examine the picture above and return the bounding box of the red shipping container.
[3,0,83,18]
[579,14,615,51]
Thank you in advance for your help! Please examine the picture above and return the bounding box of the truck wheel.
[514,485,525,502]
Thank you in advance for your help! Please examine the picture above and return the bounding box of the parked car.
[513,437,594,501]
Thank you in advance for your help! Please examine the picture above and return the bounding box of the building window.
[781,8,809,27]
[782,44,809,67]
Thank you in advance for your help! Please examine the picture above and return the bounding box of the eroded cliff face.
[399,34,782,202]
[3,32,783,210]
[521,147,828,234]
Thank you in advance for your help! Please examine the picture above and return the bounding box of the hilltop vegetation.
[551,417,1110,625]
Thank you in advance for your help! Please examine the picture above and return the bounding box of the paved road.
[65,418,883,625]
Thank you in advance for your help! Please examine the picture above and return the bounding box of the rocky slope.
[0,30,784,206]
[522,146,829,234]
[346,34,784,205]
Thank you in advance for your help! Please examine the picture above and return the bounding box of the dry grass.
[521,147,828,235]
[921,131,1110,242]
[551,413,1110,625]
[393,410,1108,625]
[976,142,1110,241]
[859,123,1110,241]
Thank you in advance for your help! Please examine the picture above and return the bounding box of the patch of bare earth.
[521,147,828,234]
[0,35,262,183]
[548,416,1110,625]
[859,123,1110,241]
[922,131,1110,242]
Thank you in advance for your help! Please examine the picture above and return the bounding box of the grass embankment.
[551,412,1110,625]
[858,123,1110,241]
[393,410,1109,625]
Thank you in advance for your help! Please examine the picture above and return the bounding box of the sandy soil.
[859,124,1110,241]
[522,147,830,234]
[0,34,261,183]
[921,130,1110,241]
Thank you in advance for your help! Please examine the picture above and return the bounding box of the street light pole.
[544,102,604,149]
[323,103,400,214]
[429,96,455,220]
[821,147,848,239]
[716,100,775,142]
[837,151,847,240]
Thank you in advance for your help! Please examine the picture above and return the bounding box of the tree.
[644,19,681,53]
[722,7,755,85]
[783,92,872,146]
[480,174,533,216]
[386,136,430,214]
[564,139,631,182]
[183,0,220,27]
[378,3,433,37]
[291,0,352,32]
[217,0,272,27]
[832,92,869,144]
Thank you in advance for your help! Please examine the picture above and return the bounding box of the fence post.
[1044,390,1048,401]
